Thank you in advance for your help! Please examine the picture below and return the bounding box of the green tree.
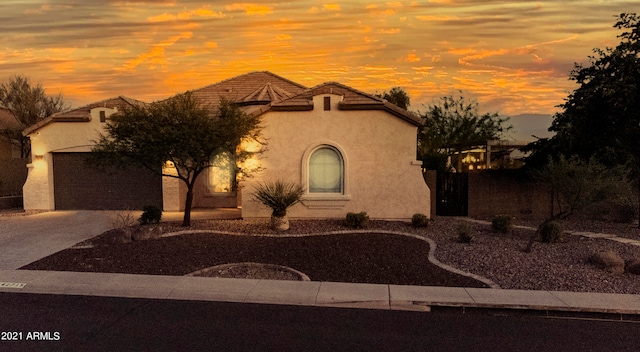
[523,13,640,226]
[92,92,262,226]
[418,92,511,171]
[0,75,67,157]
[524,156,634,252]
[382,87,411,110]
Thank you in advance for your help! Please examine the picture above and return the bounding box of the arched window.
[309,146,343,193]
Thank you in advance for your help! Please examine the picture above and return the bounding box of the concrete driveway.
[0,208,241,270]
[0,211,112,269]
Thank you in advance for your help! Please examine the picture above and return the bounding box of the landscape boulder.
[625,259,640,275]
[131,225,163,241]
[589,251,625,274]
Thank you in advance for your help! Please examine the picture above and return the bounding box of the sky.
[1,1,638,116]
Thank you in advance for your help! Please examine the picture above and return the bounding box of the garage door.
[53,153,163,210]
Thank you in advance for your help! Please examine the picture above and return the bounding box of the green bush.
[411,213,429,227]
[138,205,162,225]
[456,223,474,243]
[252,180,304,217]
[346,212,369,228]
[539,220,563,243]
[491,215,512,234]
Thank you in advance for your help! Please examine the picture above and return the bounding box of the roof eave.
[338,102,422,126]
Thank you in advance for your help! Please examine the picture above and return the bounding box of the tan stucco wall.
[242,94,430,220]
[22,107,174,211]
[23,108,115,210]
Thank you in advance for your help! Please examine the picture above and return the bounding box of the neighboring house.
[22,72,430,219]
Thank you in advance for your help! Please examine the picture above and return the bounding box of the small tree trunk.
[637,178,640,229]
[182,184,194,227]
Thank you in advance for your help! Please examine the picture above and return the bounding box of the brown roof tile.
[188,71,307,110]
[271,81,422,126]
[23,96,145,135]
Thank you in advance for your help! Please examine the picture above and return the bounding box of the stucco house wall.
[242,93,429,219]
[21,72,430,219]
[22,98,173,211]
[23,106,113,210]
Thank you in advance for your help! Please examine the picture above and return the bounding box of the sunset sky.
[1,1,637,116]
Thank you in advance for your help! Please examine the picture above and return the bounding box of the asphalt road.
[1,292,639,351]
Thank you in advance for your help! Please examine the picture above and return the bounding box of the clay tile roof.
[271,81,422,126]
[188,71,307,110]
[239,83,297,105]
[23,96,146,136]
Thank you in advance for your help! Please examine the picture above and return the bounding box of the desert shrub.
[108,208,136,229]
[491,215,512,234]
[252,180,304,217]
[539,220,563,243]
[139,205,162,225]
[411,213,429,227]
[456,222,474,243]
[346,212,369,228]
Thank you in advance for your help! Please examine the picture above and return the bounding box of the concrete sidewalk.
[2,270,639,319]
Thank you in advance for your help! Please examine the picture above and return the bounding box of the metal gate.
[436,172,468,216]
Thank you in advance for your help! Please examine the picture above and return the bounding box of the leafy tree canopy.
[418,92,511,171]
[524,13,640,170]
[92,92,262,226]
[0,75,67,157]
[523,13,640,226]
[381,87,411,110]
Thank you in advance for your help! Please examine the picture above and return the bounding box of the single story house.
[22,71,430,219]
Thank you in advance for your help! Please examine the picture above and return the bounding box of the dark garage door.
[53,153,163,210]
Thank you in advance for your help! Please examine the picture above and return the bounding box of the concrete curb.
[2,270,640,319]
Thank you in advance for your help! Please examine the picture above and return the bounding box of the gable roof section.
[189,71,307,110]
[23,96,145,136]
[270,81,422,126]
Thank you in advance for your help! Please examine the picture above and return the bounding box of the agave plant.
[252,180,304,230]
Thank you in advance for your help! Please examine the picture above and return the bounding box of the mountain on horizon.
[506,113,555,142]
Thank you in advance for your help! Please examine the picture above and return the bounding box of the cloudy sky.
[1,1,636,116]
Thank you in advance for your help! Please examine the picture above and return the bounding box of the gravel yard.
[20,217,640,294]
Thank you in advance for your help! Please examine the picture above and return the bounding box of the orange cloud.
[405,53,421,62]
[416,15,460,21]
[226,3,274,16]
[323,4,342,11]
[122,32,193,70]
[148,8,224,22]
[276,34,292,41]
[379,28,401,34]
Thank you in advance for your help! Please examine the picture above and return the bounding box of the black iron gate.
[436,172,468,216]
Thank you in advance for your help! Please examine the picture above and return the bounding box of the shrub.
[139,205,162,225]
[539,220,563,243]
[411,213,429,227]
[346,212,369,228]
[456,222,474,243]
[108,208,136,229]
[491,215,512,234]
[252,180,304,217]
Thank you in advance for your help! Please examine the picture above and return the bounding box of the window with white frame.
[309,146,343,193]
